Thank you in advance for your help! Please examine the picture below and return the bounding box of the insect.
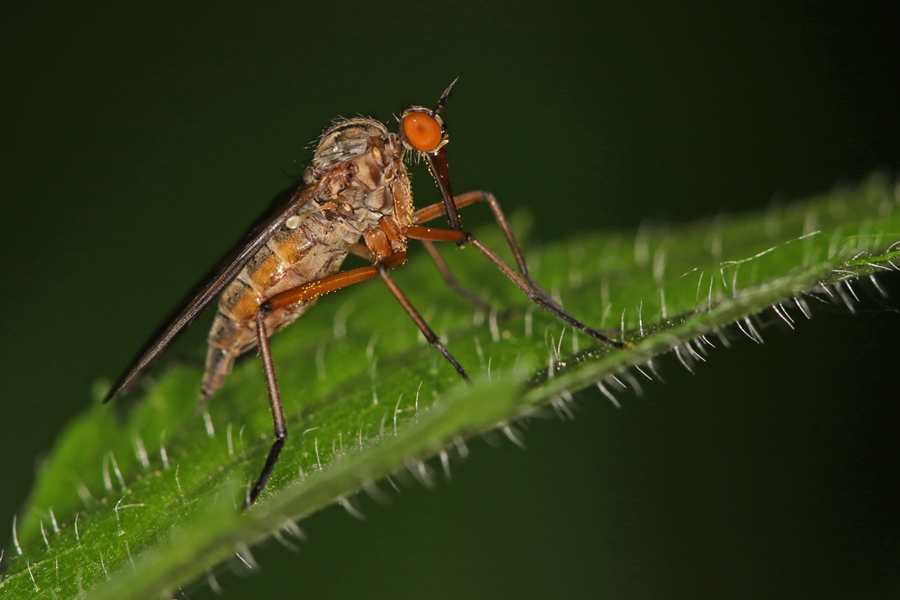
[105,81,626,508]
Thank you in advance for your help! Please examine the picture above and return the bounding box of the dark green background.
[3,1,900,598]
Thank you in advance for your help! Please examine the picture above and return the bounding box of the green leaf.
[2,175,898,599]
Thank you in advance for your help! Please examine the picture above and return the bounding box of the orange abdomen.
[199,209,358,402]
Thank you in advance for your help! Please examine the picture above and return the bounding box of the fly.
[104,80,626,508]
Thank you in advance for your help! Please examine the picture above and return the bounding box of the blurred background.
[2,1,900,598]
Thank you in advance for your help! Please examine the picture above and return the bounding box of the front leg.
[413,191,565,312]
[407,225,628,349]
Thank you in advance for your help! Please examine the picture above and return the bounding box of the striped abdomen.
[199,207,359,403]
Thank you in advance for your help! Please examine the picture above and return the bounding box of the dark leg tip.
[242,438,286,510]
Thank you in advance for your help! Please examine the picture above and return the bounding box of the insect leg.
[347,245,488,319]
[263,253,406,311]
[347,243,374,260]
[412,190,483,223]
[266,250,468,381]
[413,193,509,312]
[376,264,470,383]
[246,308,287,508]
[413,191,562,311]
[408,226,627,349]
[243,253,408,507]
[420,239,493,314]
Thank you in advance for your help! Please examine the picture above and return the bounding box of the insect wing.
[104,181,317,402]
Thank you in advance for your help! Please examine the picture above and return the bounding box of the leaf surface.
[1,175,898,600]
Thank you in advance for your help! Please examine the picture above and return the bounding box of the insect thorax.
[306,118,395,183]
[303,118,414,252]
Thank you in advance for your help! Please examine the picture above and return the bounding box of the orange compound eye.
[403,111,443,152]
